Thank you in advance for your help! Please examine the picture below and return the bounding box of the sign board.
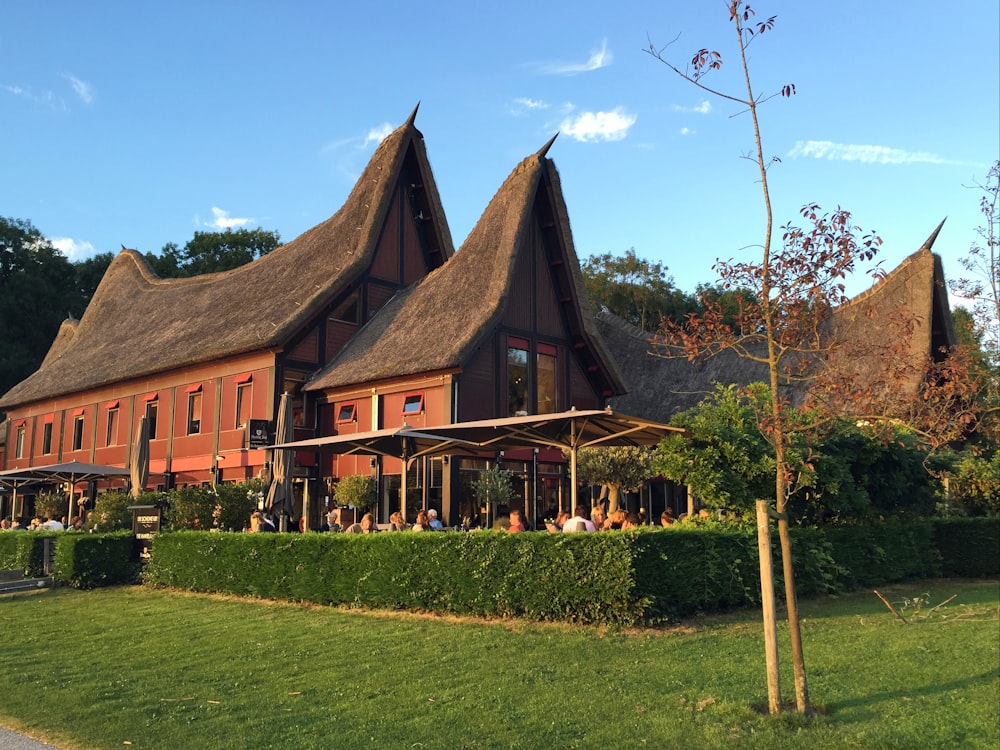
[128,504,162,562]
[247,419,272,448]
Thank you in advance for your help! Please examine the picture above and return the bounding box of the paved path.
[0,726,62,749]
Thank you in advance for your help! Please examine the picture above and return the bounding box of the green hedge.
[0,532,56,576]
[933,517,1000,578]
[52,532,140,589]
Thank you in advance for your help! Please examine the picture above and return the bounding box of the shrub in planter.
[334,474,376,513]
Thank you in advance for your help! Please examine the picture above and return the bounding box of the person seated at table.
[412,509,430,531]
[508,509,526,533]
[621,512,640,530]
[545,510,569,533]
[427,508,444,530]
[591,506,608,530]
[389,511,409,531]
[345,512,377,534]
[660,508,675,526]
[562,506,596,532]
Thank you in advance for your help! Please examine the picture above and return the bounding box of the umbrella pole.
[570,449,578,515]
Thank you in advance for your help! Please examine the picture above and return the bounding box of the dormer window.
[402,393,424,416]
[336,402,358,424]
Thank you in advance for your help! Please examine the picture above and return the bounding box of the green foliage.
[213,480,264,531]
[90,490,144,532]
[52,531,139,589]
[471,465,517,509]
[333,474,376,512]
[165,486,217,530]
[654,384,774,512]
[144,227,281,278]
[582,248,696,331]
[0,216,84,398]
[0,531,53,576]
[934,517,1000,577]
[32,492,68,522]
[945,450,1000,516]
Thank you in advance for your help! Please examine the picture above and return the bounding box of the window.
[15,423,25,458]
[402,393,424,416]
[42,422,52,455]
[145,400,158,440]
[106,406,119,446]
[537,345,558,414]
[331,293,360,324]
[507,339,530,417]
[72,415,85,451]
[336,402,358,424]
[235,381,252,429]
[187,387,203,435]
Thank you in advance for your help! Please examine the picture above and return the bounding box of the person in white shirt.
[562,505,596,532]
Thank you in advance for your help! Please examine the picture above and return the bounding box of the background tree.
[73,251,115,305]
[574,445,654,514]
[582,248,696,331]
[0,217,84,401]
[144,227,281,278]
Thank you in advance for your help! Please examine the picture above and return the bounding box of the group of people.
[539,504,681,533]
[0,515,86,531]
[319,507,447,534]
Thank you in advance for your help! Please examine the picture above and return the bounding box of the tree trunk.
[777,512,810,714]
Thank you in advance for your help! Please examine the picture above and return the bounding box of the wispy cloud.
[788,140,968,166]
[673,100,712,115]
[508,97,549,116]
[560,107,636,143]
[51,237,96,262]
[65,74,94,105]
[4,84,64,110]
[538,40,612,75]
[679,127,693,136]
[363,123,393,147]
[204,207,251,230]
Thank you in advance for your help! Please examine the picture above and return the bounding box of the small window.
[235,381,252,429]
[15,424,25,458]
[72,415,85,451]
[331,293,360,324]
[402,393,424,416]
[146,401,158,440]
[336,403,358,424]
[106,407,119,446]
[42,422,52,455]
[188,389,203,435]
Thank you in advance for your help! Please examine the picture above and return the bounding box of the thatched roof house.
[600,223,956,422]
[0,106,452,411]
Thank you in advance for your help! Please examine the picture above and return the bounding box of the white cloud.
[65,74,94,105]
[673,99,712,115]
[679,127,693,136]
[787,140,961,165]
[538,40,612,75]
[363,123,393,147]
[51,237,96,262]
[559,107,636,143]
[207,207,251,229]
[509,97,548,115]
[4,84,63,110]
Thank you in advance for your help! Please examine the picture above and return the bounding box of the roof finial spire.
[537,132,559,158]
[406,102,421,127]
[919,218,947,252]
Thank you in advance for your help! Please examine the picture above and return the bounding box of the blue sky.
[3,1,998,303]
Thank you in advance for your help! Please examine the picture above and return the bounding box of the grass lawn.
[0,579,996,749]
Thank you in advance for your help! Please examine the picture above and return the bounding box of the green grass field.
[0,579,996,749]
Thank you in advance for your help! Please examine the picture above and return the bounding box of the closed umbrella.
[265,392,294,527]
[130,415,150,499]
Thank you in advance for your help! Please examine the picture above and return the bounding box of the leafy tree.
[333,474,376,513]
[582,248,696,331]
[575,446,654,514]
[0,217,84,401]
[144,227,281,278]
[73,251,115,307]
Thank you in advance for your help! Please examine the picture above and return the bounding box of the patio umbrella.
[130,415,150,499]
[265,392,295,525]
[0,469,42,522]
[270,424,483,521]
[413,407,687,514]
[0,461,131,522]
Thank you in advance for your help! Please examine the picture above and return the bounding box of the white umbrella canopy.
[414,407,687,513]
[0,461,131,521]
[265,392,295,522]
[270,424,483,520]
[130,415,150,499]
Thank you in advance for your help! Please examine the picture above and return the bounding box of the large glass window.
[507,340,529,417]
[537,345,558,414]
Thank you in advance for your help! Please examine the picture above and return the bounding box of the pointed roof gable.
[306,140,625,394]
[0,111,453,409]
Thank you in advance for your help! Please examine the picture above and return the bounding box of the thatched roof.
[602,222,955,421]
[0,107,453,409]
[306,138,624,394]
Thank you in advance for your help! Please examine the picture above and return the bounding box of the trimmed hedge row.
[143,518,998,626]
[0,531,55,576]
[52,532,141,589]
